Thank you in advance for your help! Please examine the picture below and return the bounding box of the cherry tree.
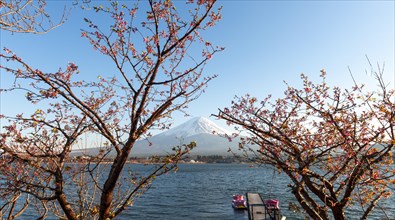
[0,0,71,34]
[216,69,394,220]
[0,0,222,219]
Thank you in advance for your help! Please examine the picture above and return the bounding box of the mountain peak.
[157,116,231,138]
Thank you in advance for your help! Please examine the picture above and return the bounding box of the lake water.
[120,164,394,219]
[10,164,395,219]
[123,163,295,220]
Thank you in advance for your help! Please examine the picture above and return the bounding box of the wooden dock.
[246,193,285,220]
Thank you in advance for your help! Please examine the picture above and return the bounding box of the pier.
[246,192,285,220]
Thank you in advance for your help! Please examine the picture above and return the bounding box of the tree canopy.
[216,69,394,220]
[0,0,222,219]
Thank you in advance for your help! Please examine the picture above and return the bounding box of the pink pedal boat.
[232,194,247,209]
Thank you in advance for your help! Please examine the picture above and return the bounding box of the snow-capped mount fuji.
[157,117,232,138]
[131,116,238,156]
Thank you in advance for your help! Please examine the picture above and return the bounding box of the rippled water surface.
[13,164,395,219]
[119,164,394,219]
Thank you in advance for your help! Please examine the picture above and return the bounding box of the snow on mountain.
[130,117,237,156]
[157,116,232,138]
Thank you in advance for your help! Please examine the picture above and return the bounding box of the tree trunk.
[55,170,78,220]
[331,206,346,220]
[99,142,134,220]
[291,185,328,220]
[57,193,78,220]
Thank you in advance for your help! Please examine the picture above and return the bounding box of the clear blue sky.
[1,0,394,130]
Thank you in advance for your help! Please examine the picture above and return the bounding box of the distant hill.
[72,117,241,157]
